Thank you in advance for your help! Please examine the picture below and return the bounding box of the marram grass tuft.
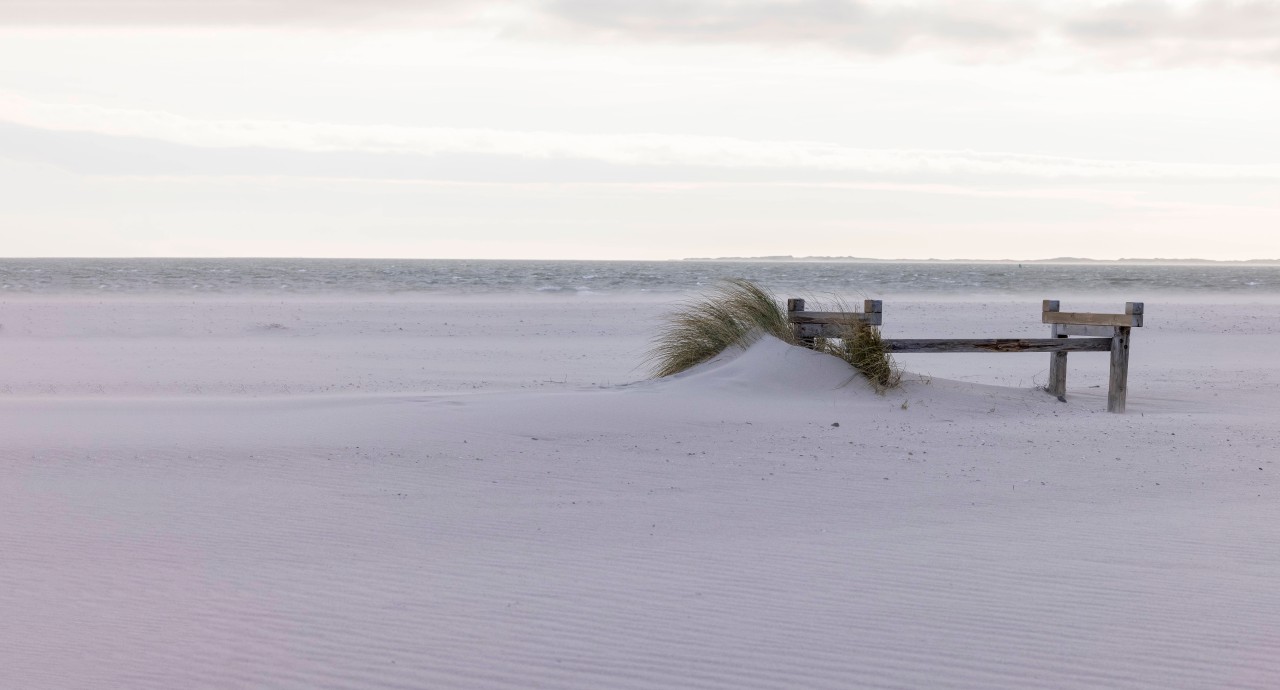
[647,279,902,392]
[818,320,903,394]
[646,279,796,378]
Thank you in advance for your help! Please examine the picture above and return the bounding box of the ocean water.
[1,258,1278,296]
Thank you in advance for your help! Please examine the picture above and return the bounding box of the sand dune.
[2,296,1279,688]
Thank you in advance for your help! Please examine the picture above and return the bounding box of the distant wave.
[2,258,1279,296]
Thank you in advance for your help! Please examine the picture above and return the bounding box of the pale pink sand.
[2,295,1278,689]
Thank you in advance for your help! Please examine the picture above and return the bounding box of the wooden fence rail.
[884,338,1113,354]
[787,298,1144,413]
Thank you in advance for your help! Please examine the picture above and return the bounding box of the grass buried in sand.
[647,278,900,391]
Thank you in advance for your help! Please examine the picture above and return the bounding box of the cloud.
[3,95,1279,183]
[539,0,1036,54]
[0,0,469,26]
[3,1,1276,66]
[1059,0,1280,63]
[534,0,1280,66]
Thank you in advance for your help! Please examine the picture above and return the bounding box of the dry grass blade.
[646,279,795,378]
[821,321,903,393]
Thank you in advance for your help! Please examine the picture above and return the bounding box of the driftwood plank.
[788,311,883,326]
[1043,312,1143,327]
[794,323,857,339]
[1052,323,1117,337]
[885,338,1112,354]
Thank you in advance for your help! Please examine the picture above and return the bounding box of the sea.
[1,258,1278,297]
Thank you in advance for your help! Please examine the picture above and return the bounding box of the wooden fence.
[786,298,1144,413]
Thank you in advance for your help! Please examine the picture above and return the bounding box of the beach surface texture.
[3,294,1279,689]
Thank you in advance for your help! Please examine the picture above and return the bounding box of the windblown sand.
[2,295,1278,689]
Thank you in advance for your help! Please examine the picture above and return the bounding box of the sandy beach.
[7,0,1279,684]
[3,293,1279,689]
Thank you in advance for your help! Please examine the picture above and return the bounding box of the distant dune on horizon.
[681,256,1280,265]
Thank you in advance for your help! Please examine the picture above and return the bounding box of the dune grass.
[647,278,902,392]
[817,321,903,393]
[646,278,796,378]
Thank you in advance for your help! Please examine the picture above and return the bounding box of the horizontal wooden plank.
[787,299,883,314]
[796,324,835,339]
[795,323,856,339]
[1042,312,1143,327]
[884,338,1113,353]
[1051,324,1117,337]
[788,311,883,326]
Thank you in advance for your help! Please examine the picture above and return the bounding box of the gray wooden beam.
[1108,326,1133,413]
[1044,300,1067,401]
[884,338,1112,354]
[1051,324,1117,337]
[788,311,883,326]
[1043,311,1143,327]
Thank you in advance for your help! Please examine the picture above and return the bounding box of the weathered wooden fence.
[786,298,1144,413]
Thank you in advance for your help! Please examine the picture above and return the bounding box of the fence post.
[787,298,808,344]
[1044,300,1067,401]
[863,299,883,325]
[1107,302,1141,413]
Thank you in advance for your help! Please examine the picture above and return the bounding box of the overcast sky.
[1,0,1277,260]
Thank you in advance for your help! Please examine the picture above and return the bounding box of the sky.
[1,0,1278,260]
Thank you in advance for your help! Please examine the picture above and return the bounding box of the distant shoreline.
[2,256,1278,266]
[680,256,1280,265]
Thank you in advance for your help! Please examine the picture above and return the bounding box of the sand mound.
[648,335,1054,414]
[655,335,871,397]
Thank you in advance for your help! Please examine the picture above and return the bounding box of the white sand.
[3,294,1279,689]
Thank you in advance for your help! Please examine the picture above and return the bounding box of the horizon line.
[2,255,1280,264]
